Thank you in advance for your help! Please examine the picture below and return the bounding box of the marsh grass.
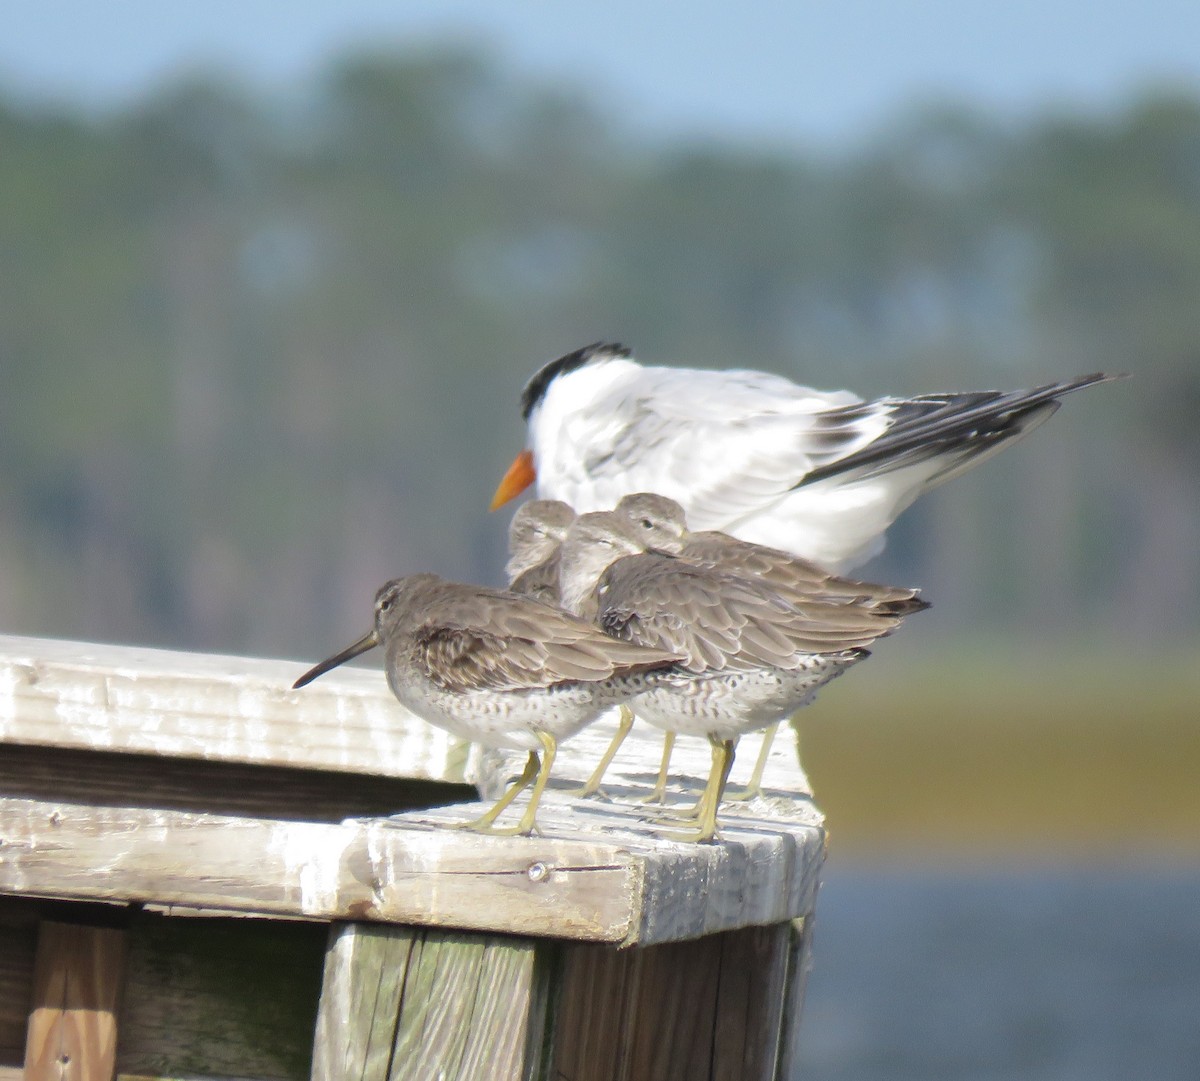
[796,643,1200,859]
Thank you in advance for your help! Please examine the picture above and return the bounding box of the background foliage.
[0,47,1195,665]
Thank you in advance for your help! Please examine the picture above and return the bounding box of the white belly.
[389,670,660,751]
[630,658,849,742]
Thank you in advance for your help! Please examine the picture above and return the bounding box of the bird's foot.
[721,782,764,803]
[449,816,540,837]
[652,821,720,844]
[645,802,702,822]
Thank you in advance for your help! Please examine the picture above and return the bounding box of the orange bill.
[489,448,536,510]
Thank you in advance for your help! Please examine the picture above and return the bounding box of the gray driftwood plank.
[312,924,550,1081]
[0,634,818,803]
[0,794,823,947]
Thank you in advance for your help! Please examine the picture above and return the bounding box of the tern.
[492,342,1119,573]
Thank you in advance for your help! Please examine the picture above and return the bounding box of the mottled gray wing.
[508,552,562,604]
[685,533,877,605]
[413,589,680,693]
[596,555,920,672]
[683,532,828,588]
[684,531,927,612]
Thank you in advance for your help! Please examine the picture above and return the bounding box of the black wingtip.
[1059,371,1130,392]
[795,370,1127,491]
[519,342,632,420]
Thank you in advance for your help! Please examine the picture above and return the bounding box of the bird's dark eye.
[640,518,654,530]
[379,597,393,612]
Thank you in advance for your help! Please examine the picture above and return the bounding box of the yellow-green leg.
[698,736,737,835]
[644,732,677,804]
[655,732,740,822]
[455,750,539,832]
[644,730,712,821]
[724,721,780,801]
[658,736,735,843]
[511,730,557,836]
[571,706,634,797]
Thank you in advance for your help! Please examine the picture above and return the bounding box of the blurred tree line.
[0,46,1195,658]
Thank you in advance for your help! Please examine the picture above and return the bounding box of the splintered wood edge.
[0,633,471,785]
[0,794,825,947]
[0,633,818,802]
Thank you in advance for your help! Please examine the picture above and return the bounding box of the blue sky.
[4,1,1200,149]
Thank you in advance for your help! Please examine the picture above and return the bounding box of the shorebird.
[615,493,925,614]
[292,572,681,835]
[557,512,926,841]
[491,342,1120,573]
[505,498,639,795]
[505,499,576,604]
[613,492,929,800]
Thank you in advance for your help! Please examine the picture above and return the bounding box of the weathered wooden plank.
[0,929,34,1055]
[0,799,629,940]
[311,923,413,1081]
[549,942,644,1080]
[115,1070,283,1080]
[776,916,816,1081]
[116,914,325,1081]
[710,924,792,1081]
[390,933,545,1079]
[0,634,471,785]
[312,924,551,1081]
[0,741,472,825]
[0,901,326,1081]
[632,806,825,944]
[0,900,38,1057]
[387,799,826,946]
[0,635,817,804]
[551,923,793,1081]
[0,794,823,945]
[0,627,825,1081]
[24,922,129,1081]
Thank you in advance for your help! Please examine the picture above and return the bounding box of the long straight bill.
[292,629,380,689]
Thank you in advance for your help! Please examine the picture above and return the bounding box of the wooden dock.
[0,633,825,1080]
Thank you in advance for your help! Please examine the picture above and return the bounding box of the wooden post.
[0,636,827,1080]
[23,922,128,1081]
[314,919,800,1081]
[312,923,553,1081]
[777,916,817,1081]
[551,923,792,1081]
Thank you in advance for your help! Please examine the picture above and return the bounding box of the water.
[795,863,1200,1081]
